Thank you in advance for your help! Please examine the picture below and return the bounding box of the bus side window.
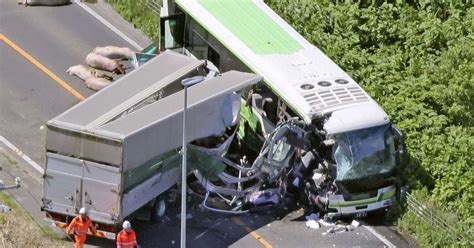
[160,14,185,50]
[207,46,220,68]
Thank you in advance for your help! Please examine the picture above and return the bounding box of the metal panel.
[82,161,120,224]
[46,51,203,166]
[99,71,262,172]
[122,166,181,218]
[43,153,83,215]
[52,51,204,127]
[46,126,123,166]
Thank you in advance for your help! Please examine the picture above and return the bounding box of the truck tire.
[151,198,167,222]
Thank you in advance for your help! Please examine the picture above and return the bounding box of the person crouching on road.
[117,220,138,248]
[66,207,97,248]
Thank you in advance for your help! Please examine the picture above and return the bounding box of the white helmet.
[122,220,131,230]
[79,207,87,215]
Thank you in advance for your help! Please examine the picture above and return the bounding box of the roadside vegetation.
[106,0,161,41]
[108,0,472,246]
[0,193,66,247]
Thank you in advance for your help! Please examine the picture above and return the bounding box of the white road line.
[0,136,44,175]
[74,0,143,50]
[363,225,396,248]
[194,222,221,241]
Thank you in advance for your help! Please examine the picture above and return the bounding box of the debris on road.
[319,218,336,227]
[93,46,136,60]
[66,45,136,91]
[84,76,112,91]
[351,220,361,227]
[66,65,93,81]
[247,188,280,205]
[305,220,320,229]
[322,224,350,235]
[318,218,363,235]
[18,0,69,7]
[85,53,125,75]
[305,213,319,221]
[305,213,321,229]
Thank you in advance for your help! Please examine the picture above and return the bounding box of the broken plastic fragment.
[351,220,361,227]
[325,225,348,234]
[247,188,280,205]
[305,220,320,229]
[305,213,320,221]
[319,219,335,227]
[292,177,300,186]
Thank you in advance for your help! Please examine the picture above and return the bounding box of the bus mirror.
[391,125,408,167]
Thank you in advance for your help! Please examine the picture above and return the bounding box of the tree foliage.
[265,0,473,246]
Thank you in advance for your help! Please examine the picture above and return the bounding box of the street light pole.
[180,76,205,248]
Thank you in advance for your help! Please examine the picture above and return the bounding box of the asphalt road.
[0,0,415,247]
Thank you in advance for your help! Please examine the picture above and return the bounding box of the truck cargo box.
[42,51,261,224]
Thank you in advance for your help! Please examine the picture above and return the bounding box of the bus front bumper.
[327,184,396,217]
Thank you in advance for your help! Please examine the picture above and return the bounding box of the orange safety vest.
[66,215,97,237]
[116,229,138,248]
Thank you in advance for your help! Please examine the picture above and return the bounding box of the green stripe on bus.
[176,0,311,123]
[198,0,302,55]
[329,197,378,208]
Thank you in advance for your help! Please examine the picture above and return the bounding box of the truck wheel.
[151,198,167,222]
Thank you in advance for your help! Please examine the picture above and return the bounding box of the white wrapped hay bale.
[85,53,125,74]
[93,46,135,60]
[84,76,112,91]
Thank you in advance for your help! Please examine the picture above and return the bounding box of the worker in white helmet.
[66,207,97,248]
[116,220,138,248]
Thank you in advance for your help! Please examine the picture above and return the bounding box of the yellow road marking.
[232,217,273,248]
[0,33,85,101]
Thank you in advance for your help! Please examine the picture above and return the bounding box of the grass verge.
[0,193,66,247]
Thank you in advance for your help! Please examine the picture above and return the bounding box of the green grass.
[0,193,19,224]
[2,152,17,165]
[107,0,161,41]
[0,192,65,246]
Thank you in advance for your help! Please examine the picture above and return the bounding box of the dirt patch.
[0,193,66,248]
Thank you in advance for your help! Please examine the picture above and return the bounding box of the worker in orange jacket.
[116,220,139,248]
[66,207,97,248]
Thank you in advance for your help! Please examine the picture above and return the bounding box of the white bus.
[157,0,407,217]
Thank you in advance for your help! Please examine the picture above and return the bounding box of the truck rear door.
[43,153,120,225]
[43,153,82,215]
[82,160,120,224]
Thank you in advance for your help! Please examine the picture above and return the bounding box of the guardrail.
[144,0,161,15]
[405,192,468,243]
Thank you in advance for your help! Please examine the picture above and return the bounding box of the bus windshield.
[333,124,396,181]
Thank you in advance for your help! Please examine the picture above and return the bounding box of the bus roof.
[176,0,382,123]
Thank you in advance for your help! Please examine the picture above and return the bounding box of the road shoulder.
[78,0,152,49]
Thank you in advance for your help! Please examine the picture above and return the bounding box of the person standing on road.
[116,220,138,248]
[66,207,97,248]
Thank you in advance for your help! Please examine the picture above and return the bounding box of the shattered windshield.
[333,124,395,181]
